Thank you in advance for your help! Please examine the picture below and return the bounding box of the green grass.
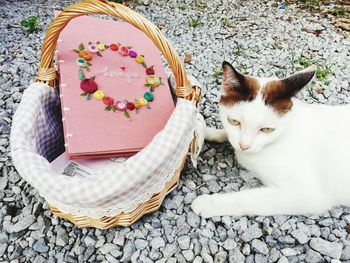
[299,0,321,8]
[232,44,244,57]
[189,17,203,28]
[221,16,234,28]
[20,16,39,33]
[195,0,208,10]
[329,6,346,17]
[316,64,333,80]
[213,70,223,84]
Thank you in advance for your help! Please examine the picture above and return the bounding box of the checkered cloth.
[11,82,197,218]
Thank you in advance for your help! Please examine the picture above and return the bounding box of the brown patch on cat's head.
[262,66,316,114]
[220,61,260,105]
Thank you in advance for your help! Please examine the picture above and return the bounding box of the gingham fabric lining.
[10,82,196,218]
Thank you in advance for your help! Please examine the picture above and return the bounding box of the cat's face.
[219,61,315,153]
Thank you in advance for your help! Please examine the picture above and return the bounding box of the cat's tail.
[205,127,228,143]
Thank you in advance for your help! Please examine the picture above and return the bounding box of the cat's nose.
[239,143,250,151]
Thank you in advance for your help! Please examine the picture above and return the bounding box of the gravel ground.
[1,0,350,262]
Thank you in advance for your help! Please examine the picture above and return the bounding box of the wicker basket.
[33,0,200,228]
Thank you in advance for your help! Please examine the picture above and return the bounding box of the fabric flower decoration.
[76,58,87,67]
[88,44,98,53]
[119,46,129,56]
[93,90,105,100]
[139,98,148,106]
[97,43,106,51]
[103,96,114,105]
[135,55,145,64]
[134,101,142,109]
[126,102,135,111]
[115,101,127,111]
[80,78,98,93]
[110,43,119,51]
[79,50,92,61]
[129,50,137,58]
[145,75,161,87]
[143,91,154,102]
[146,66,155,75]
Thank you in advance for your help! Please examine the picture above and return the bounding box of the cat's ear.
[278,66,316,98]
[263,66,316,113]
[220,61,259,105]
[222,61,246,93]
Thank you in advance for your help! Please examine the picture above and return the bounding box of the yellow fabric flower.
[93,90,105,100]
[134,101,142,109]
[97,43,106,51]
[146,75,161,87]
[135,55,145,64]
[79,50,92,61]
[139,98,148,106]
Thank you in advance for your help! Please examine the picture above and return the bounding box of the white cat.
[191,61,350,218]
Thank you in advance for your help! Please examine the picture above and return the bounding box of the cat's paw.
[191,194,218,218]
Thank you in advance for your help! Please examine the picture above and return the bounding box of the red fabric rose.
[80,79,98,93]
[146,66,155,75]
[103,96,114,105]
[126,102,135,111]
[110,43,119,51]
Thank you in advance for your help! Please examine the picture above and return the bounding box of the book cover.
[56,15,175,158]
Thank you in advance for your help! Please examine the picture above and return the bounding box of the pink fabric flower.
[115,101,127,111]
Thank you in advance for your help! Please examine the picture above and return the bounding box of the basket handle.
[36,0,199,102]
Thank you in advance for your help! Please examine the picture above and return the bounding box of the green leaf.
[150,87,154,92]
[87,93,92,100]
[78,43,85,51]
[86,62,92,66]
[145,84,151,87]
[124,111,130,118]
[20,20,29,27]
[90,76,95,80]
[73,49,80,53]
[112,105,116,112]
[146,105,151,109]
[96,52,102,57]
[104,45,109,49]
[142,63,147,68]
[78,68,85,80]
[80,92,87,96]
[28,16,38,23]
[88,41,92,45]
[127,46,132,49]
[105,105,111,111]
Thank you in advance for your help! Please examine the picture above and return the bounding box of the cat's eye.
[228,118,240,126]
[260,127,275,133]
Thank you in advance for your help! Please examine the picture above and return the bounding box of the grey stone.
[214,250,227,263]
[33,238,49,253]
[342,246,350,260]
[178,236,191,250]
[305,249,323,263]
[99,243,119,255]
[182,249,195,261]
[251,239,268,255]
[277,256,289,263]
[241,224,263,242]
[229,248,245,262]
[291,229,309,244]
[135,239,148,250]
[4,215,36,233]
[222,239,236,250]
[151,236,165,250]
[255,254,268,263]
[310,237,343,259]
[55,227,68,247]
[187,212,200,228]
[281,248,298,257]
